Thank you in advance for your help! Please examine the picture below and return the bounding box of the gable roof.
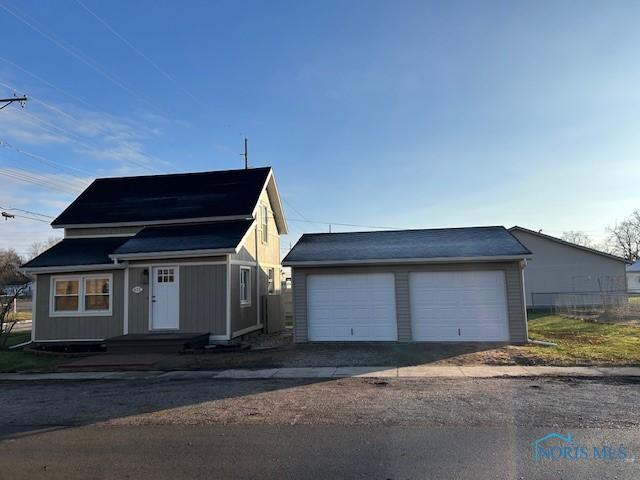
[51,166,287,233]
[509,226,630,264]
[283,226,531,266]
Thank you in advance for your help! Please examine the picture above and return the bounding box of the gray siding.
[34,270,125,341]
[64,226,142,237]
[128,264,226,335]
[229,264,259,335]
[511,229,628,307]
[394,271,411,342]
[291,262,528,344]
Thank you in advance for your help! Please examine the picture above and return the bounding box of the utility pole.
[241,138,248,169]
[0,94,27,111]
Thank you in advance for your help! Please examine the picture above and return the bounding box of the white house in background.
[509,226,631,308]
[627,260,640,293]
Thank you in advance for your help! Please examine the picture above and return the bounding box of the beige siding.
[64,226,142,237]
[128,264,226,335]
[34,270,124,341]
[511,229,628,307]
[291,262,527,344]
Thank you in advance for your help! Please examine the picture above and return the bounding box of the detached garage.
[282,226,531,344]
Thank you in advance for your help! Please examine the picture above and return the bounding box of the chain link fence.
[537,292,640,325]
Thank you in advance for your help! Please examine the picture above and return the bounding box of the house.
[282,226,531,343]
[509,226,630,308]
[21,167,287,344]
[627,260,640,293]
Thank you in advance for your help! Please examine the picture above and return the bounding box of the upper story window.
[51,274,112,316]
[261,205,268,244]
[240,266,251,306]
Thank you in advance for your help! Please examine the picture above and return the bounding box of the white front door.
[409,271,509,341]
[307,273,397,341]
[151,266,179,330]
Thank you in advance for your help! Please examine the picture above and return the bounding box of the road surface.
[0,376,638,479]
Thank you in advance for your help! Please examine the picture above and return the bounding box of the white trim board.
[111,248,235,261]
[283,255,531,267]
[129,261,226,267]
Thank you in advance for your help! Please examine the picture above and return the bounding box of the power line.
[286,217,407,231]
[0,1,164,113]
[0,167,82,194]
[0,206,54,218]
[1,212,50,223]
[74,0,198,102]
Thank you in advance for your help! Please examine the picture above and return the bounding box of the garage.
[306,273,397,341]
[283,226,531,344]
[409,271,509,341]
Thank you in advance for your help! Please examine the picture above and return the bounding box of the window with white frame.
[267,267,275,294]
[261,204,268,244]
[52,274,112,315]
[240,267,251,305]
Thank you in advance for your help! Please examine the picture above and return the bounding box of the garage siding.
[291,262,528,344]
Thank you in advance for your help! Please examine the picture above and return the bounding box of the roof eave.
[110,248,236,261]
[52,214,253,230]
[509,226,632,264]
[21,263,125,274]
[283,254,532,267]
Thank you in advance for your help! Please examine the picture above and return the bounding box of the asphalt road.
[1,377,638,479]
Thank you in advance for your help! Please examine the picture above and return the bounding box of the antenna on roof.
[241,138,248,169]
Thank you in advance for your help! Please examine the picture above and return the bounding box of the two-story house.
[21,166,287,344]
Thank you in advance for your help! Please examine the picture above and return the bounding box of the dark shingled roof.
[113,220,253,255]
[52,167,271,226]
[283,226,531,264]
[21,237,130,268]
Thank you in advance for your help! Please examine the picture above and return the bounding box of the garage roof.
[283,226,531,266]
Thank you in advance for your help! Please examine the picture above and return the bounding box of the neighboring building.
[2,282,33,297]
[627,260,640,293]
[283,226,531,344]
[21,167,287,343]
[509,226,630,308]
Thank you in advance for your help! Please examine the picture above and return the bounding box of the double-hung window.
[240,267,251,306]
[261,205,268,244]
[51,274,112,316]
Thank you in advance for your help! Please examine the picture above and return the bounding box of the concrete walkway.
[1,365,640,381]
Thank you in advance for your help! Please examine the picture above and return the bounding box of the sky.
[0,0,639,258]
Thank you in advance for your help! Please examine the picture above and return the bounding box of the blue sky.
[0,0,639,256]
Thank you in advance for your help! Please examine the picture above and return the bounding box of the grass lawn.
[0,331,61,373]
[523,315,640,366]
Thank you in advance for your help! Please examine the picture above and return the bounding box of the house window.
[51,274,112,316]
[157,268,174,283]
[240,267,251,305]
[53,279,79,312]
[268,267,275,294]
[84,277,110,311]
[261,205,268,243]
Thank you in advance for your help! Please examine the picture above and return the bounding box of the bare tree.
[0,249,29,349]
[561,230,594,248]
[27,236,61,260]
[608,210,640,261]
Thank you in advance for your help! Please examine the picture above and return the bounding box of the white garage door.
[307,273,397,341]
[410,271,509,341]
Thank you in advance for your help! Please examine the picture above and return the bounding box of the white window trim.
[260,204,269,244]
[49,273,113,317]
[240,266,252,307]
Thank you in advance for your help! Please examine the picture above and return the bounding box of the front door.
[151,266,179,330]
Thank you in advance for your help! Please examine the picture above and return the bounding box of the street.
[1,376,638,479]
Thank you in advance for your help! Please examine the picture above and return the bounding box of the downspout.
[255,223,260,328]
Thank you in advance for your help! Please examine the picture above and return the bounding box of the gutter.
[109,248,236,261]
[283,255,532,267]
[21,263,126,274]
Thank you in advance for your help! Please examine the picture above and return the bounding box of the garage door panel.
[307,273,397,341]
[410,271,509,341]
